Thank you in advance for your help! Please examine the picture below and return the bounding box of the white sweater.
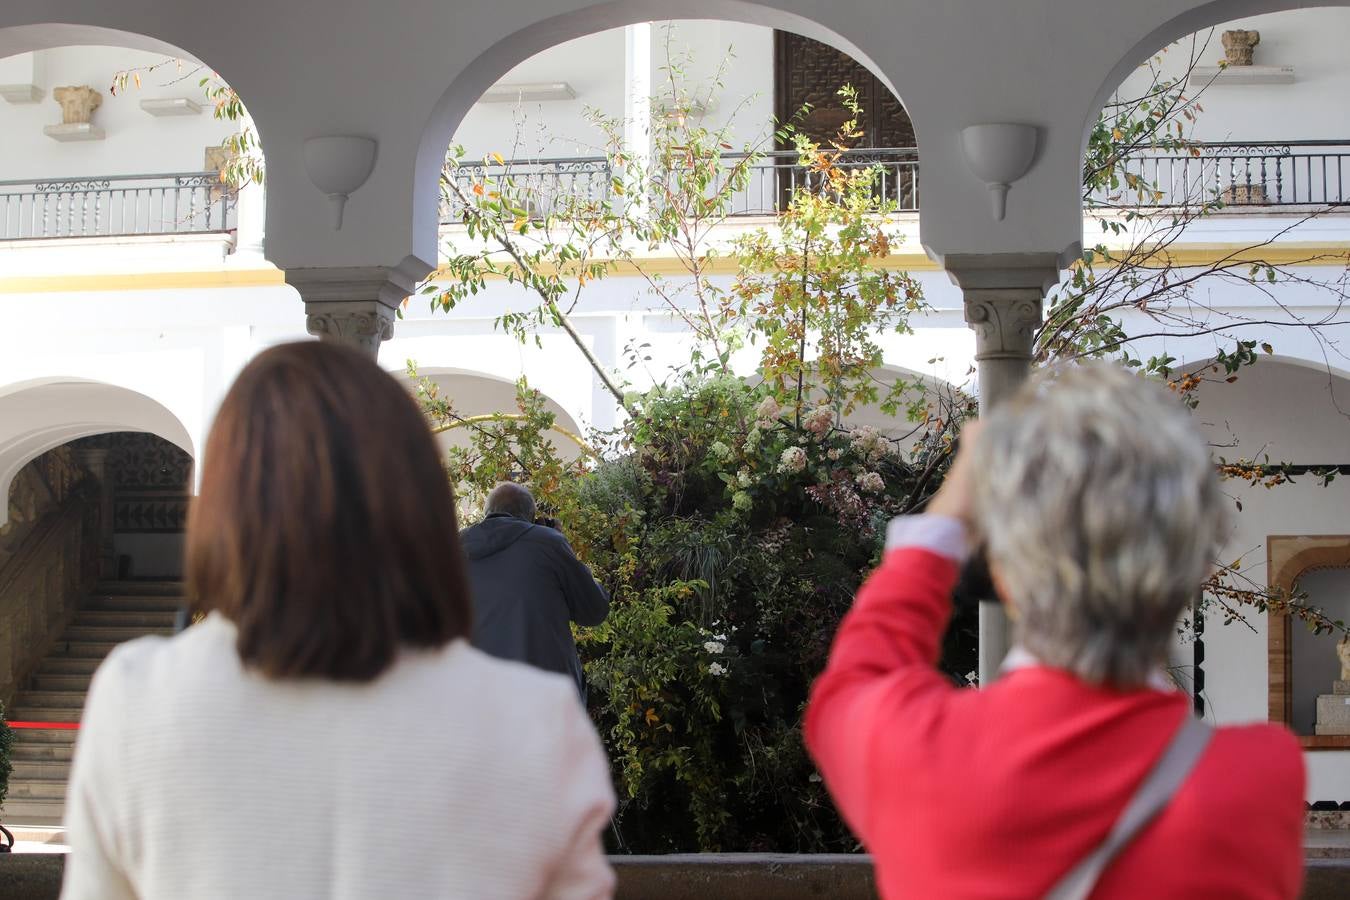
[61,614,616,900]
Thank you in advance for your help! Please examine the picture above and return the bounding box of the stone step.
[9,726,77,745]
[10,760,71,782]
[7,707,81,723]
[38,657,102,676]
[31,672,93,692]
[9,743,75,762]
[0,797,65,826]
[60,624,173,643]
[71,609,177,628]
[95,580,184,597]
[82,593,183,613]
[7,779,67,801]
[13,691,87,709]
[3,825,67,846]
[48,641,118,659]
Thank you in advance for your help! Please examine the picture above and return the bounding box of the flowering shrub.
[429,374,977,852]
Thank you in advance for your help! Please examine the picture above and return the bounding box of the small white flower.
[703,640,725,654]
[714,633,728,642]
[826,447,842,461]
[808,773,823,783]
[737,468,753,488]
[709,440,734,461]
[778,446,808,474]
[708,662,728,676]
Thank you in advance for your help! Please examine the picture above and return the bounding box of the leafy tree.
[110,59,263,187]
[1039,31,1350,640]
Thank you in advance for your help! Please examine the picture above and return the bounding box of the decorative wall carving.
[70,433,193,534]
[52,85,102,124]
[1222,29,1260,66]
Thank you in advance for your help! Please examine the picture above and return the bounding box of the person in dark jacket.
[460,482,609,696]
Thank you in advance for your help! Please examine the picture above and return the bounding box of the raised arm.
[803,424,983,846]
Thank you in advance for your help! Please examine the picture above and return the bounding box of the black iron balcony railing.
[440,148,921,222]
[0,172,235,240]
[441,141,1350,224]
[1093,140,1350,209]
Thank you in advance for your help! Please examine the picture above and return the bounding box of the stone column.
[945,252,1062,685]
[287,259,432,359]
[73,447,115,579]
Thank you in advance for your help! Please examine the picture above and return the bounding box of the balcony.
[439,141,1350,224]
[1097,141,1350,209]
[0,173,236,241]
[440,148,921,222]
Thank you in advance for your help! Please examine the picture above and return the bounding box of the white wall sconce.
[303,136,377,229]
[960,123,1040,221]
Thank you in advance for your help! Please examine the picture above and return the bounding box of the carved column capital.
[943,250,1062,368]
[305,305,396,356]
[962,291,1044,362]
[285,256,433,359]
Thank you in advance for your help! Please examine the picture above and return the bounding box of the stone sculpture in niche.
[1314,633,1350,735]
[1221,30,1260,66]
[53,85,102,124]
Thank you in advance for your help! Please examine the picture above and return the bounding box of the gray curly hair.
[971,362,1224,686]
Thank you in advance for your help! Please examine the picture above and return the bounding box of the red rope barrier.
[8,721,80,730]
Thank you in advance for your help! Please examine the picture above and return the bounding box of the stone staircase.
[3,581,181,826]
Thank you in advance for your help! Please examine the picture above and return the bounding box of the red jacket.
[805,544,1306,899]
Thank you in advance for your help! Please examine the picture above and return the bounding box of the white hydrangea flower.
[709,440,733,461]
[703,640,725,654]
[708,662,728,676]
[743,428,761,452]
[736,468,753,488]
[849,424,890,463]
[856,471,885,493]
[777,446,807,474]
[826,447,842,461]
[731,490,753,512]
[755,396,782,423]
[803,404,834,437]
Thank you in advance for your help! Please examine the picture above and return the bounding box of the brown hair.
[187,341,471,681]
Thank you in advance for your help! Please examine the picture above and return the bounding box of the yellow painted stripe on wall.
[1,243,1346,294]
[0,268,287,294]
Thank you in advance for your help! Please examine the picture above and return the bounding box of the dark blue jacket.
[459,514,609,695]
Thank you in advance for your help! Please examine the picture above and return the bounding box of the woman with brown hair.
[61,341,616,900]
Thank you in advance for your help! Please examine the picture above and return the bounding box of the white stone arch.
[1181,353,1350,463]
[0,377,195,526]
[400,367,588,461]
[412,0,915,264]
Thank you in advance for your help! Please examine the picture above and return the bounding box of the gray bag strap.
[1046,714,1213,900]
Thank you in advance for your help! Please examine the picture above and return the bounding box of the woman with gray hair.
[806,362,1305,899]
